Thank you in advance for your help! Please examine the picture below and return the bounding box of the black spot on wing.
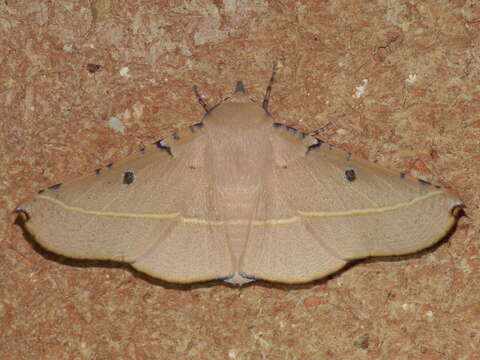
[343,167,356,182]
[122,169,136,186]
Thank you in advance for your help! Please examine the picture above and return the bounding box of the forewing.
[239,128,461,283]
[20,129,233,283]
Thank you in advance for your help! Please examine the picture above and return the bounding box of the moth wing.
[239,168,348,283]
[20,130,233,283]
[239,130,462,283]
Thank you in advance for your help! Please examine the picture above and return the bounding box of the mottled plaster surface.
[1,0,479,359]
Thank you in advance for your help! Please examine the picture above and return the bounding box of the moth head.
[223,81,255,104]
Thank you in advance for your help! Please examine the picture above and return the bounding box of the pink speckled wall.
[1,1,478,358]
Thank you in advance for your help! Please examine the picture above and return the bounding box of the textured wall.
[1,0,479,358]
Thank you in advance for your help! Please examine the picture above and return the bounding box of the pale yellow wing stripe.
[34,190,448,226]
[35,195,180,220]
[299,190,447,217]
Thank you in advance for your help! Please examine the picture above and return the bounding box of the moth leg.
[262,62,278,113]
[308,121,333,136]
[193,85,210,113]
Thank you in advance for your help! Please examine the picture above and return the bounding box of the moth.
[17,67,464,285]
